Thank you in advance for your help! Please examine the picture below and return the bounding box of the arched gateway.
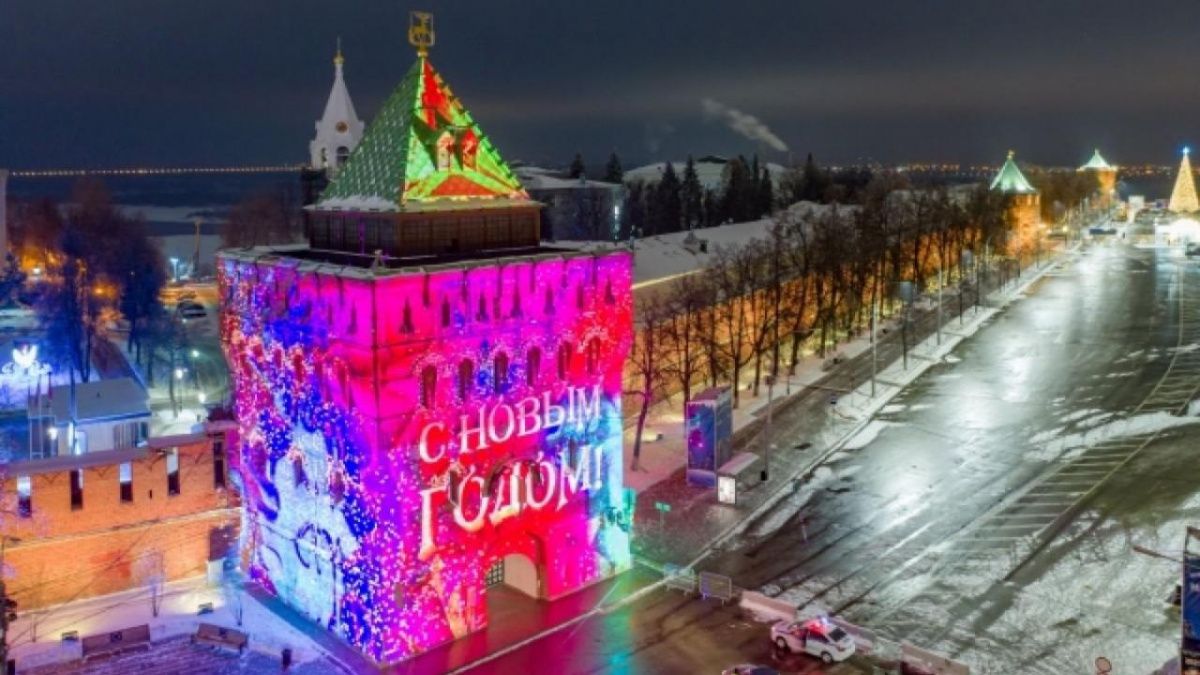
[220,16,634,666]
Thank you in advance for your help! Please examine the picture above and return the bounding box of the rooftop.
[315,55,529,212]
[990,151,1037,194]
[30,377,150,425]
[1079,149,1114,171]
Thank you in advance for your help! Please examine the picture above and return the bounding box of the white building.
[27,378,150,458]
[309,43,365,173]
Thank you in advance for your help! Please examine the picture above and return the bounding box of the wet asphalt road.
[470,240,1200,674]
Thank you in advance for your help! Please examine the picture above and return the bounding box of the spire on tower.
[309,39,365,172]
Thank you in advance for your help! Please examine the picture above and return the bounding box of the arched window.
[586,338,601,375]
[526,347,541,387]
[401,302,414,334]
[460,129,479,170]
[476,295,488,321]
[319,147,329,168]
[557,343,572,380]
[441,299,451,327]
[420,366,437,408]
[544,288,555,315]
[457,360,474,401]
[335,146,350,167]
[437,131,455,171]
[511,287,523,318]
[494,352,509,394]
[576,284,585,310]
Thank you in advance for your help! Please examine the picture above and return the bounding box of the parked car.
[722,665,778,675]
[770,617,855,664]
[1185,243,1200,257]
[176,301,207,319]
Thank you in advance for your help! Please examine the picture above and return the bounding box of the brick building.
[1,424,238,610]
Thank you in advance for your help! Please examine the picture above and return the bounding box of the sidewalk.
[628,246,1077,569]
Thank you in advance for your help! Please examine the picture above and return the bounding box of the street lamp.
[169,257,180,283]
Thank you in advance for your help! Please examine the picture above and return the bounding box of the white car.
[770,617,855,664]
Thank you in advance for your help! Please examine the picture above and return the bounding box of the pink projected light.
[219,249,634,663]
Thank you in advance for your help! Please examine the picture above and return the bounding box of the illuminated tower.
[990,150,1041,256]
[1169,148,1199,213]
[309,39,365,173]
[220,14,633,665]
[1078,149,1117,209]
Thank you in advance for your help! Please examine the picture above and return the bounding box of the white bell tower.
[309,40,365,173]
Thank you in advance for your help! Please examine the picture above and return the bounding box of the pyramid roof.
[1079,149,1114,171]
[317,57,529,212]
[989,151,1036,194]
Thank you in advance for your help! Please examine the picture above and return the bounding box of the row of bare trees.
[626,178,1013,468]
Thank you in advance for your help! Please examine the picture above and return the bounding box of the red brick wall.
[2,434,240,610]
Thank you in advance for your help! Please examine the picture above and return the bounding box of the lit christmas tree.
[1169,148,1199,213]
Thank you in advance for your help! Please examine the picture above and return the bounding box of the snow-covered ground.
[7,576,330,672]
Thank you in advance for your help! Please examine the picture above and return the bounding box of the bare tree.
[661,273,708,405]
[626,295,672,471]
[708,246,757,407]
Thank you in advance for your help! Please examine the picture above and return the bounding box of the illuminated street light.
[174,367,186,380]
[198,392,207,404]
[190,349,200,359]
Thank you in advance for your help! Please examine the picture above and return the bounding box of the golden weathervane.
[409,11,435,56]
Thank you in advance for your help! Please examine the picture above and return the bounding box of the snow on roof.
[559,201,836,286]
[990,151,1037,194]
[45,377,150,425]
[624,159,788,192]
[514,166,621,191]
[1079,149,1114,171]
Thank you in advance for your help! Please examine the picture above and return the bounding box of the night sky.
[2,1,1197,171]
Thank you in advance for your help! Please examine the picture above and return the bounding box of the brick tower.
[219,16,634,665]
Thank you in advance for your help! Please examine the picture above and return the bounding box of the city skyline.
[2,1,1199,170]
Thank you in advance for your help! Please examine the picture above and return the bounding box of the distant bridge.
[10,164,305,178]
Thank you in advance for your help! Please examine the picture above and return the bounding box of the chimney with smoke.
[700,98,789,153]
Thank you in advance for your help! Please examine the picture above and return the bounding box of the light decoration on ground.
[219,250,634,663]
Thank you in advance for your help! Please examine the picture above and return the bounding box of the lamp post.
[762,374,775,481]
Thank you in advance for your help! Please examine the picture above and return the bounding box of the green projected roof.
[318,57,529,211]
[990,151,1037,194]
[1079,149,1114,171]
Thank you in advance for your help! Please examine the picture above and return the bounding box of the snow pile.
[1025,410,1200,462]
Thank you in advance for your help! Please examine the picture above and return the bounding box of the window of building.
[476,295,488,322]
[458,360,474,401]
[167,448,180,496]
[336,146,350,166]
[526,347,541,387]
[212,437,226,489]
[576,284,585,310]
[436,131,454,170]
[401,302,414,334]
[17,476,31,517]
[119,462,133,503]
[557,343,572,380]
[69,469,83,510]
[114,421,141,449]
[441,299,451,327]
[494,352,509,394]
[544,288,555,315]
[586,338,601,375]
[420,366,437,408]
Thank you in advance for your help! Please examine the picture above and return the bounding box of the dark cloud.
[1,0,1197,170]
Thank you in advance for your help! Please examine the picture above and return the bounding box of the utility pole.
[936,262,943,346]
[763,374,775,481]
[870,298,877,398]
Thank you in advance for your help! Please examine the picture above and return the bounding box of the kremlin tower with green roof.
[990,151,1041,259]
[1078,149,1117,209]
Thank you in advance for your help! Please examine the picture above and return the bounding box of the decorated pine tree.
[1169,148,1199,213]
